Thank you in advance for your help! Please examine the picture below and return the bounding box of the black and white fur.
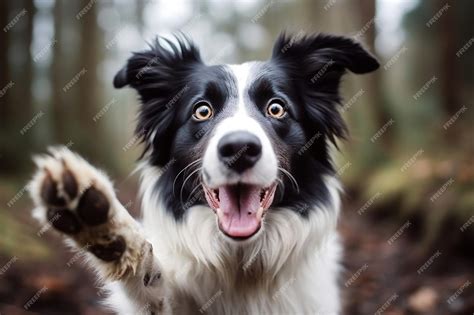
[29,32,378,314]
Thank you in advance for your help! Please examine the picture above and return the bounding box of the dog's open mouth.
[203,183,277,239]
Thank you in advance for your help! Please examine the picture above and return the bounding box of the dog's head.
[114,33,378,241]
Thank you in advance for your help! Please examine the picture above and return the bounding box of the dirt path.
[340,199,474,315]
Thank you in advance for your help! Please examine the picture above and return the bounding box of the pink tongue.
[218,185,262,238]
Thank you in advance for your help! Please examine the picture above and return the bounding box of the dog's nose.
[218,131,262,173]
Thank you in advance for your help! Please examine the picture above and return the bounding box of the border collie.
[29,32,378,314]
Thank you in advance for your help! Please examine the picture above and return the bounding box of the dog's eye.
[193,102,213,121]
[266,99,286,119]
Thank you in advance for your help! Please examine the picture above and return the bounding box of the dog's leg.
[28,147,170,314]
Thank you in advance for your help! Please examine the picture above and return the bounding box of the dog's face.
[114,33,379,241]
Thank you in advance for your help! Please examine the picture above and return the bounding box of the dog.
[29,32,378,314]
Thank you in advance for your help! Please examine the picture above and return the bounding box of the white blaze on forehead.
[201,62,278,189]
[221,62,264,135]
[228,62,254,115]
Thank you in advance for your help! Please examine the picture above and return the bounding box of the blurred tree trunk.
[0,1,10,126]
[135,0,146,34]
[52,0,66,143]
[353,0,392,148]
[0,0,36,173]
[438,0,458,116]
[24,0,35,123]
[0,0,11,172]
[76,0,104,161]
[19,0,36,165]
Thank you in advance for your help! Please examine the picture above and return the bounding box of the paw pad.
[62,169,78,199]
[41,174,66,207]
[89,235,126,262]
[77,186,110,226]
[47,208,82,234]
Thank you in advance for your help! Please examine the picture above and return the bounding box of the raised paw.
[29,147,147,279]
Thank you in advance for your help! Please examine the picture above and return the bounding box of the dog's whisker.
[172,159,202,197]
[276,177,285,189]
[275,177,286,201]
[192,170,203,186]
[180,167,202,208]
[278,167,300,193]
[184,184,204,207]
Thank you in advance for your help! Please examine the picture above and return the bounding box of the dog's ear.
[271,32,379,75]
[113,35,202,90]
[271,32,379,145]
[113,35,203,165]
